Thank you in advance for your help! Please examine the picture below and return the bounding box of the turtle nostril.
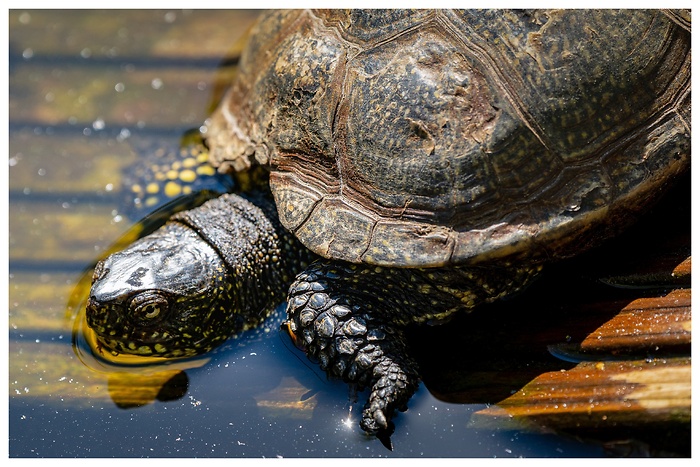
[92,260,109,284]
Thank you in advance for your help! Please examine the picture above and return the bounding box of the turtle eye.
[129,292,169,326]
[140,302,162,319]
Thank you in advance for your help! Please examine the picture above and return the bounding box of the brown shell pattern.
[206,9,690,267]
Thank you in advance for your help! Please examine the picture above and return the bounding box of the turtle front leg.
[285,261,420,436]
[285,259,542,439]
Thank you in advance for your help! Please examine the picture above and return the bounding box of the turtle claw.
[360,358,418,435]
[375,422,395,451]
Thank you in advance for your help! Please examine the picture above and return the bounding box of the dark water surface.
[13,303,607,458]
[7,10,687,458]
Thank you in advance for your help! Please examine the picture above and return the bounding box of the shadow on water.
[409,175,691,456]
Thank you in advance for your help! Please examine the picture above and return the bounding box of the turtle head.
[86,191,308,359]
[86,222,236,358]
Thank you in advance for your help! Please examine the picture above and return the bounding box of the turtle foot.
[285,260,420,437]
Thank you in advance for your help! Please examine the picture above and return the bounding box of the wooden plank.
[9,272,82,333]
[9,338,207,409]
[417,282,691,455]
[9,131,136,194]
[9,341,111,408]
[672,256,691,280]
[577,289,691,353]
[9,62,228,127]
[8,10,259,60]
[9,202,127,264]
[470,357,691,432]
[9,10,259,128]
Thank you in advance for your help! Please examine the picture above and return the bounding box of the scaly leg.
[285,259,541,437]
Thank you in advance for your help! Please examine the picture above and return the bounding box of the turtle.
[86,9,691,441]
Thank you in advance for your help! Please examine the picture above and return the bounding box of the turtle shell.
[206,9,690,267]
